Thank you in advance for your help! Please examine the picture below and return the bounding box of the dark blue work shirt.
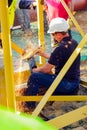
[48,37,80,82]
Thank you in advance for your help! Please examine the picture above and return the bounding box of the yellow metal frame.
[0,0,15,110]
[0,33,24,55]
[37,0,46,64]
[48,105,87,129]
[0,0,87,129]
[16,95,87,102]
[60,0,85,37]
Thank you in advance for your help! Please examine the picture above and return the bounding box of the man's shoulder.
[71,39,78,45]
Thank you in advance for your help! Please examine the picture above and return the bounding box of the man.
[24,17,80,110]
[15,0,36,34]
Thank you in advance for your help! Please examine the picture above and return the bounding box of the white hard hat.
[48,17,69,33]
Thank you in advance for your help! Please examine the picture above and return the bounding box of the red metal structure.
[74,0,87,11]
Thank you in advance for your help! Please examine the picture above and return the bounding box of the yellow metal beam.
[0,0,24,56]
[11,41,24,55]
[80,80,87,86]
[37,0,46,64]
[47,105,87,129]
[0,69,7,106]
[0,33,24,55]
[61,0,85,37]
[32,34,87,116]
[0,0,16,110]
[16,95,87,102]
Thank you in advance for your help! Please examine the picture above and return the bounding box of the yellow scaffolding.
[61,0,85,37]
[37,0,46,64]
[48,105,87,129]
[0,0,87,129]
[0,0,15,110]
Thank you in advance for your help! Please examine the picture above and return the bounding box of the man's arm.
[32,62,54,73]
[37,49,50,59]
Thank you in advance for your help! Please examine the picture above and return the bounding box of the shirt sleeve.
[48,47,63,66]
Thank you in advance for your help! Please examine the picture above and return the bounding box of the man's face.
[52,32,63,42]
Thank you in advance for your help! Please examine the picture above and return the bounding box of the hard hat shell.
[48,17,69,33]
